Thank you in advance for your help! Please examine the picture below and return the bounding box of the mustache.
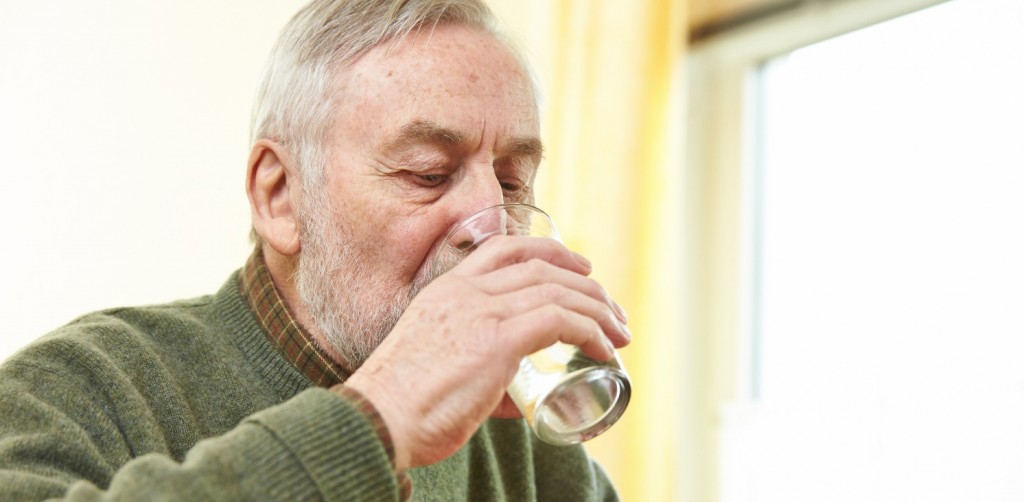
[408,250,458,301]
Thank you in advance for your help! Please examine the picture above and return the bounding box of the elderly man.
[0,0,630,500]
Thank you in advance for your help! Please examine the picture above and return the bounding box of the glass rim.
[440,202,553,246]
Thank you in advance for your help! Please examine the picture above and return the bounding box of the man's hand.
[342,236,630,471]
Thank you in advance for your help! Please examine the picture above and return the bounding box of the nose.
[462,167,506,215]
[445,168,507,251]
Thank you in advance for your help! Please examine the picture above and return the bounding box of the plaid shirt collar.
[240,248,351,387]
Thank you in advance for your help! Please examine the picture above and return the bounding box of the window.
[687,0,1024,500]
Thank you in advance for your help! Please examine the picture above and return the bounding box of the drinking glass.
[432,203,631,446]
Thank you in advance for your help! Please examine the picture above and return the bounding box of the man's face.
[296,24,541,369]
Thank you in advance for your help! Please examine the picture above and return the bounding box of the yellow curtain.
[487,1,689,500]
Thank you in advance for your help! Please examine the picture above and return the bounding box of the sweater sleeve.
[0,355,403,501]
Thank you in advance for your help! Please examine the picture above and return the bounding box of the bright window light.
[725,0,1024,500]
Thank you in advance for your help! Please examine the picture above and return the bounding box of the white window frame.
[681,1,950,501]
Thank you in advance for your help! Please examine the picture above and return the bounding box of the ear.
[246,139,301,256]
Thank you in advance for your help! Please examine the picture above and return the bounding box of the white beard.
[294,189,437,369]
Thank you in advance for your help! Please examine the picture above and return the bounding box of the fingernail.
[612,301,629,323]
[601,335,616,358]
[618,318,632,342]
[571,251,592,270]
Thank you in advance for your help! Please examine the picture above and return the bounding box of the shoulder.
[1,290,229,385]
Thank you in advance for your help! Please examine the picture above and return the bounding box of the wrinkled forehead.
[331,24,541,142]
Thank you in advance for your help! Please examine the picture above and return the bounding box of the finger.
[454,235,591,276]
[493,283,630,348]
[474,259,629,327]
[498,304,615,362]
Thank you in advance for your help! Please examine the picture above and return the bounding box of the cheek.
[384,218,447,280]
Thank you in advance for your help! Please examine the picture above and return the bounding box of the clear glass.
[432,203,631,445]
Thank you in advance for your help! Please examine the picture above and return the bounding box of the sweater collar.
[239,248,350,387]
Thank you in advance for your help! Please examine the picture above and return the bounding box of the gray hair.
[249,0,516,245]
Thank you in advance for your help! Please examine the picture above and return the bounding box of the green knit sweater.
[0,271,617,501]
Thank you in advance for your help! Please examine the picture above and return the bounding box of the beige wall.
[0,1,307,360]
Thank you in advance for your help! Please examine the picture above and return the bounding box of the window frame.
[681,1,950,500]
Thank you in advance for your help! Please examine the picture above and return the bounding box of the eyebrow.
[383,120,466,154]
[506,136,544,162]
[383,119,543,161]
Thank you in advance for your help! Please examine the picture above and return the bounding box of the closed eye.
[416,173,448,187]
[500,179,532,202]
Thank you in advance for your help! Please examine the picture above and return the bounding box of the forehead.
[335,24,539,141]
[358,24,529,88]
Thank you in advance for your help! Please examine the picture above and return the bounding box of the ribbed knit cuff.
[240,387,403,500]
[332,385,413,500]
